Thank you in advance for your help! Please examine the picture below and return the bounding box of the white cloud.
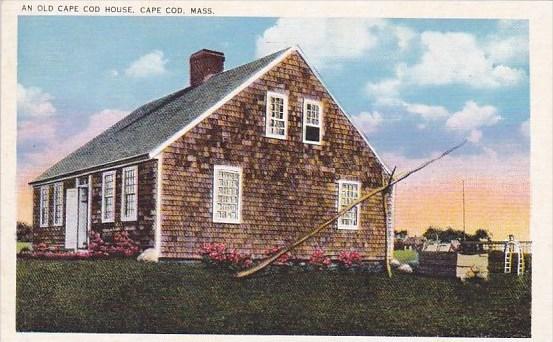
[109,69,119,77]
[519,119,530,138]
[256,18,414,69]
[18,109,129,187]
[17,83,56,118]
[406,32,525,88]
[17,119,58,143]
[354,111,383,134]
[394,26,416,51]
[404,102,449,120]
[381,146,528,184]
[467,129,483,143]
[256,18,381,68]
[446,101,501,132]
[125,50,168,78]
[485,35,528,65]
[365,78,401,103]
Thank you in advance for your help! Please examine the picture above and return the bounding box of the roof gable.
[149,47,390,173]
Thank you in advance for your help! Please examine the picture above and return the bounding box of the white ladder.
[504,240,525,275]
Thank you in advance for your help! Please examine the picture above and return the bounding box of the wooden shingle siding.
[90,160,157,246]
[32,160,157,249]
[160,51,387,260]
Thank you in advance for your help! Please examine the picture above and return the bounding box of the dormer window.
[265,91,288,139]
[303,99,322,144]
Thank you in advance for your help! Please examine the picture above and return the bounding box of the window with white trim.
[265,91,288,139]
[303,99,322,144]
[121,166,138,221]
[39,186,49,227]
[53,183,63,226]
[101,171,116,223]
[337,180,361,229]
[213,165,242,224]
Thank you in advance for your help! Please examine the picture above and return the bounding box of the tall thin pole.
[462,180,466,241]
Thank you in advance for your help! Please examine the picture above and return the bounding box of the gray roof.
[31,48,289,184]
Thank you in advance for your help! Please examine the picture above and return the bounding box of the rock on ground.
[390,259,401,268]
[397,263,413,273]
[137,248,159,262]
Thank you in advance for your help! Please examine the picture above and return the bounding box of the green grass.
[17,259,531,337]
[393,249,418,263]
[16,242,31,253]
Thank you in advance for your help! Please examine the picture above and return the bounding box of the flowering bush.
[308,248,332,269]
[35,242,48,252]
[19,230,141,260]
[337,251,362,269]
[87,230,140,257]
[263,246,295,265]
[199,242,252,270]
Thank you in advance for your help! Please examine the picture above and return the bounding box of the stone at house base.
[390,258,401,268]
[397,264,413,273]
[137,248,159,263]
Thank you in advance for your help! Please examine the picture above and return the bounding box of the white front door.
[65,188,78,250]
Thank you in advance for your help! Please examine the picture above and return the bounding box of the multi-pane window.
[102,171,116,222]
[39,186,49,227]
[303,99,322,144]
[213,165,242,224]
[265,91,288,139]
[53,183,63,226]
[337,180,361,229]
[121,166,138,221]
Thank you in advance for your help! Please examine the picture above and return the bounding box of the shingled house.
[29,46,394,264]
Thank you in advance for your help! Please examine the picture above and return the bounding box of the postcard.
[1,1,552,341]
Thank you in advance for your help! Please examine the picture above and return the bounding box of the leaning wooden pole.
[235,140,467,278]
[383,167,396,278]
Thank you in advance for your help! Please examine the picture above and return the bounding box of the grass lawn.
[16,242,31,253]
[393,249,418,264]
[17,259,531,337]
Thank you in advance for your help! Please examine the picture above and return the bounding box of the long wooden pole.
[383,167,396,278]
[235,141,467,278]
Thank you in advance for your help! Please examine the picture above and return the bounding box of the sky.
[17,16,530,240]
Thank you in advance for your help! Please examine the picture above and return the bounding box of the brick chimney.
[189,49,225,87]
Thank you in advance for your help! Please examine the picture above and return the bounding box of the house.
[29,46,394,265]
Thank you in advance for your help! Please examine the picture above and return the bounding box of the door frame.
[75,176,92,250]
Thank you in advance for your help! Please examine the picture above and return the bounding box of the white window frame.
[53,182,64,226]
[302,99,323,145]
[101,170,116,223]
[337,180,361,230]
[39,186,49,228]
[265,91,289,140]
[212,165,243,224]
[121,166,138,222]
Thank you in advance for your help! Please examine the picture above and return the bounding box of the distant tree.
[468,228,492,241]
[423,226,492,243]
[394,230,408,239]
[17,221,33,242]
[422,226,442,241]
[423,226,477,242]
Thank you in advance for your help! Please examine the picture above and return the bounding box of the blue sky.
[17,17,530,226]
